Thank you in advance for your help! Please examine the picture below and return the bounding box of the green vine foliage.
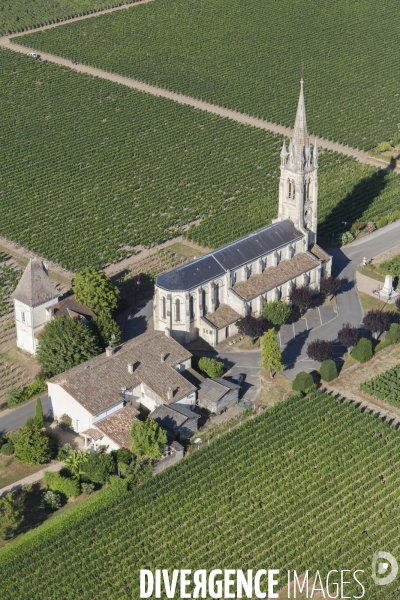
[1,391,399,597]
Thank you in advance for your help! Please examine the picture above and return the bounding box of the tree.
[289,283,313,312]
[34,397,44,428]
[236,314,266,339]
[91,312,121,350]
[13,426,51,466]
[0,493,22,540]
[351,337,373,363]
[36,316,100,376]
[337,323,359,355]
[130,419,167,459]
[292,371,314,393]
[262,299,291,325]
[387,323,400,344]
[73,268,120,317]
[64,449,89,479]
[320,276,341,298]
[363,309,390,339]
[198,357,224,378]
[307,339,333,362]
[259,329,283,378]
[83,453,115,485]
[319,359,338,382]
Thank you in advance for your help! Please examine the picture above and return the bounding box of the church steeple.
[276,80,318,245]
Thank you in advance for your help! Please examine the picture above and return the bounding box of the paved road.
[123,300,153,341]
[0,396,48,435]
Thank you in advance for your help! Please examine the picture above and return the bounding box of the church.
[153,81,332,346]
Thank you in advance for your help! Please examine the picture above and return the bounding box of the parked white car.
[27,52,40,59]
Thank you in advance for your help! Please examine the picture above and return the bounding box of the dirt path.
[1,6,399,173]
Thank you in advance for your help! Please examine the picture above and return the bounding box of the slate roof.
[52,295,96,320]
[149,403,200,431]
[203,304,241,329]
[156,220,303,291]
[233,252,320,301]
[49,330,196,416]
[96,405,139,449]
[198,378,239,403]
[12,257,59,307]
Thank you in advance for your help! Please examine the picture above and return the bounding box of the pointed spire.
[291,79,310,163]
[280,141,288,157]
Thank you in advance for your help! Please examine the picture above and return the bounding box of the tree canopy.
[90,312,122,350]
[236,314,267,339]
[320,276,341,298]
[0,494,22,540]
[130,419,167,459]
[307,339,333,362]
[259,329,283,378]
[289,284,313,312]
[337,323,359,354]
[36,316,100,376]
[73,268,120,317]
[198,357,224,378]
[262,299,291,325]
[363,309,390,339]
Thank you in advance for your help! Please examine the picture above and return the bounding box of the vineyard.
[360,365,400,408]
[1,51,400,270]
[1,390,400,598]
[0,0,139,36]
[0,253,21,317]
[15,0,400,150]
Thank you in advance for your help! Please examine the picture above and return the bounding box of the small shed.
[197,378,240,414]
[149,404,200,441]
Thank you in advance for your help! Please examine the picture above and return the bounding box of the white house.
[12,258,59,354]
[47,329,197,450]
[153,81,332,346]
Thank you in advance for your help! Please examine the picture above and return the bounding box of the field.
[14,0,400,150]
[360,364,400,408]
[1,390,400,598]
[0,253,21,317]
[1,50,400,271]
[0,0,139,35]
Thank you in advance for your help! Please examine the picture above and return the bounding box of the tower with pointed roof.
[12,257,59,354]
[277,80,318,246]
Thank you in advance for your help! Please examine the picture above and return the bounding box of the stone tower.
[277,80,318,245]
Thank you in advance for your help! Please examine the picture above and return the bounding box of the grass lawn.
[339,353,359,373]
[357,264,387,283]
[357,291,397,314]
[0,455,45,489]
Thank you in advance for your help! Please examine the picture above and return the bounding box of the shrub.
[130,419,167,460]
[81,482,95,495]
[262,300,291,325]
[5,378,47,408]
[57,443,72,461]
[198,357,224,378]
[338,323,359,354]
[83,453,115,485]
[13,426,51,466]
[34,398,44,428]
[351,338,373,363]
[386,322,400,344]
[374,338,392,353]
[0,493,22,540]
[43,471,80,498]
[1,443,13,456]
[337,231,354,245]
[292,371,314,393]
[59,414,72,430]
[319,359,338,382]
[42,490,62,511]
[307,339,333,362]
[289,283,313,311]
[46,430,61,459]
[320,276,341,298]
[364,221,376,235]
[21,484,33,493]
[377,141,393,153]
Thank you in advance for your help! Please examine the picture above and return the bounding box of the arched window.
[215,284,220,309]
[161,296,166,319]
[248,264,252,277]
[175,299,181,322]
[202,289,207,315]
[304,181,310,201]
[189,296,194,320]
[292,181,296,200]
[288,180,292,199]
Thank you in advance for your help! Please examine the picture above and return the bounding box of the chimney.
[161,353,166,363]
[106,346,114,357]
[167,387,173,401]
[165,328,170,338]
[128,363,134,374]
